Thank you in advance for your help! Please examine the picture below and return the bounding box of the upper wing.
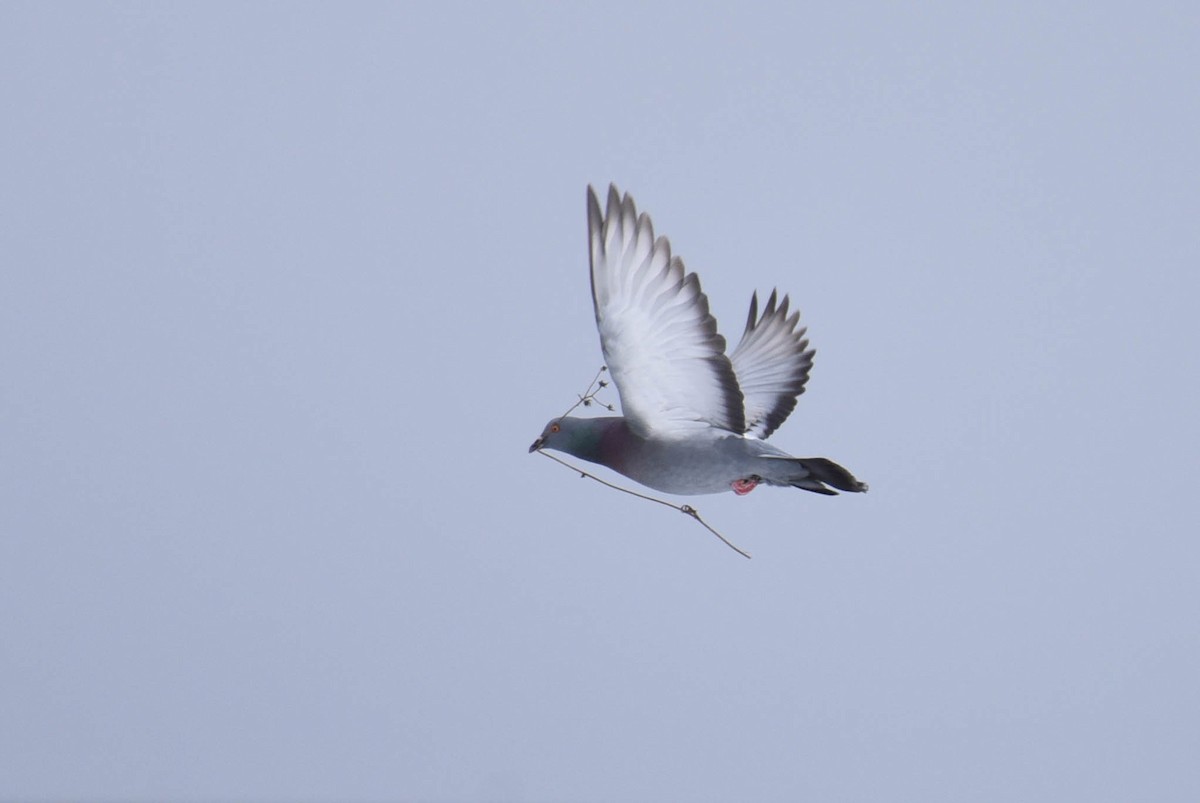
[588,184,745,439]
[728,289,814,439]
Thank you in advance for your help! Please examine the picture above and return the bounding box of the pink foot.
[731,477,759,496]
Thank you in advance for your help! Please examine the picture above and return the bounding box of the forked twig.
[537,445,753,560]
[558,365,615,418]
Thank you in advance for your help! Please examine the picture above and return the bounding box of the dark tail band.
[791,457,868,495]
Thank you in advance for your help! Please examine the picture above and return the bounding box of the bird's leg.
[731,476,761,496]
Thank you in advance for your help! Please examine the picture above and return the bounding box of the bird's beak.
[529,437,544,453]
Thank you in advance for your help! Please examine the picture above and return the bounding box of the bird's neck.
[566,416,625,465]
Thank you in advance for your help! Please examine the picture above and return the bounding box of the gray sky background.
[2,3,1198,801]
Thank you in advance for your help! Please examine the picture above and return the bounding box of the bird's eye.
[550,423,561,433]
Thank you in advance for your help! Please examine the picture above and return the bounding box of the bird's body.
[537,416,864,497]
[531,184,866,498]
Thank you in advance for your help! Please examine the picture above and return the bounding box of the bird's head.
[529,416,608,460]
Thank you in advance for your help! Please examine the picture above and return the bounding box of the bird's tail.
[779,457,869,496]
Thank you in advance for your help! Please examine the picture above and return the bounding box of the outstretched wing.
[728,290,814,439]
[588,184,745,439]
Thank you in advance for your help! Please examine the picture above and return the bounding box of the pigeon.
[530,184,867,498]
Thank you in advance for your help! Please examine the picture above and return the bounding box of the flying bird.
[530,184,867,498]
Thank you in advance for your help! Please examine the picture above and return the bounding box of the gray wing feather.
[588,185,745,438]
[728,289,814,439]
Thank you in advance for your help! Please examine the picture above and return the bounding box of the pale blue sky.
[2,3,1198,801]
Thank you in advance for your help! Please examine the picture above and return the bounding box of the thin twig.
[536,450,752,560]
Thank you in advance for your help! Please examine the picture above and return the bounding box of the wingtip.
[607,183,622,213]
[587,187,604,258]
[743,291,760,337]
